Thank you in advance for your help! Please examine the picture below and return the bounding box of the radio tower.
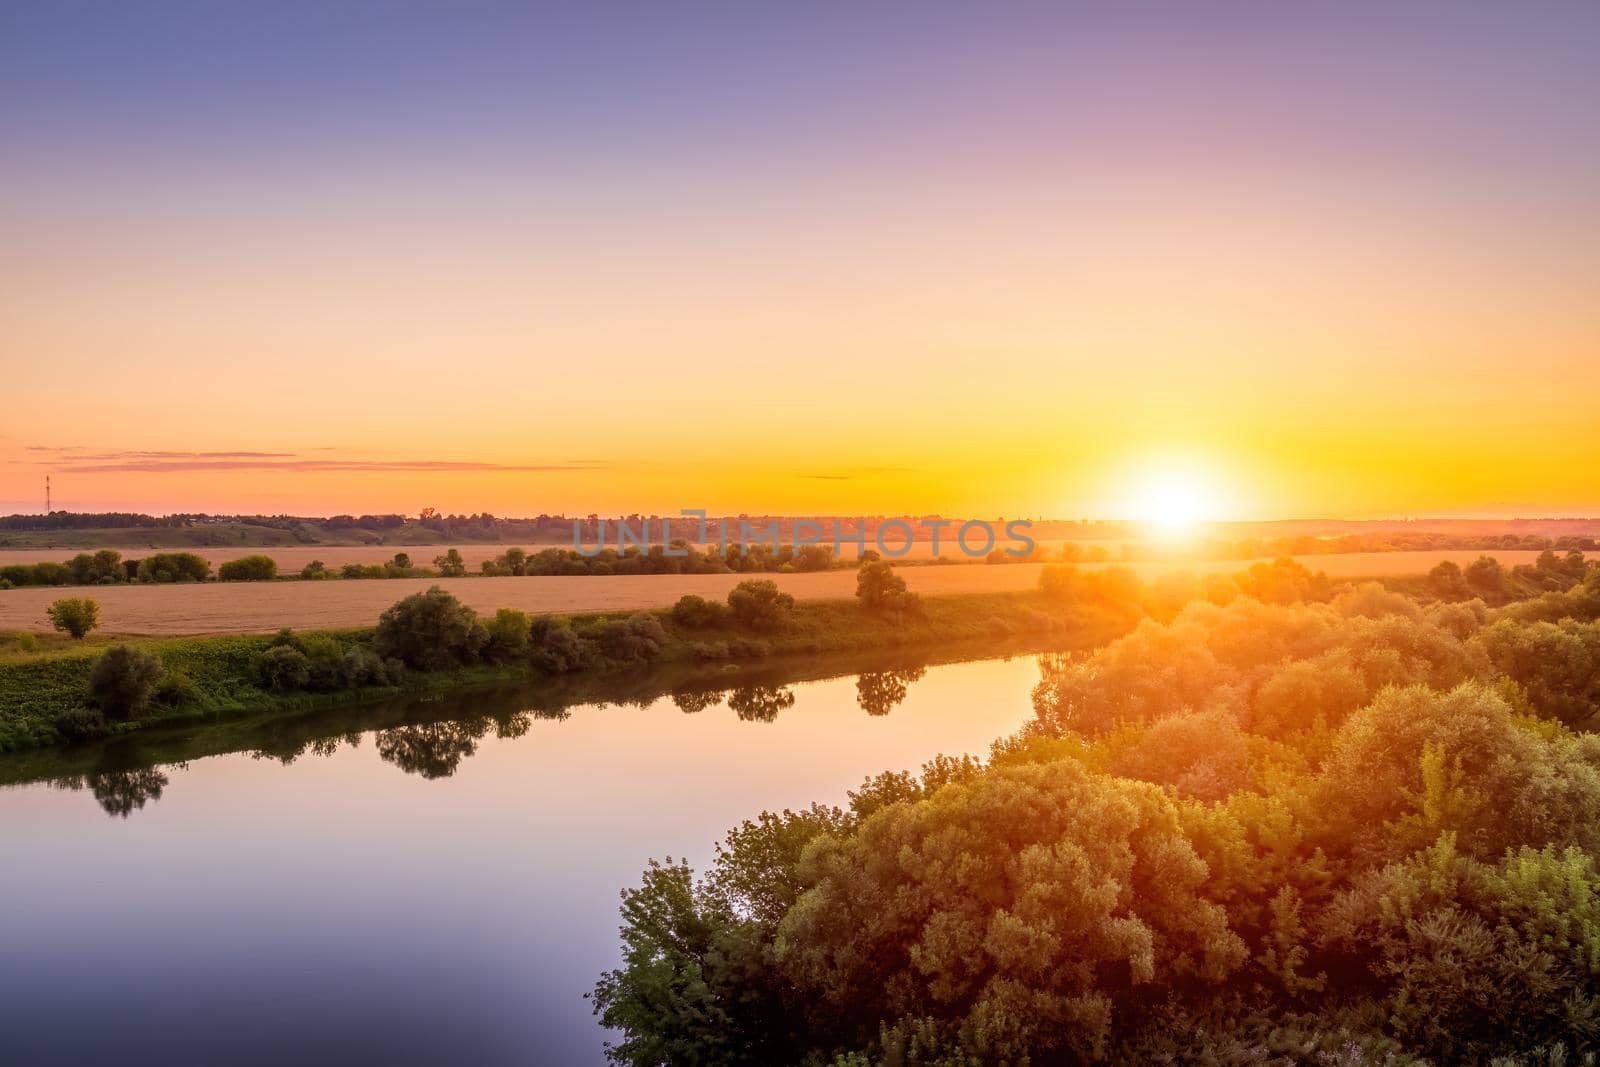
[45,475,51,515]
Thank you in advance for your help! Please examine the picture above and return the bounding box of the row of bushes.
[0,542,852,589]
[0,550,216,588]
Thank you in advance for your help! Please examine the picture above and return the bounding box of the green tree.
[374,586,487,669]
[47,597,99,639]
[88,645,164,720]
[855,560,919,618]
[727,579,794,630]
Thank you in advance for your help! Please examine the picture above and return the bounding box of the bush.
[256,645,312,691]
[300,559,332,580]
[374,586,486,670]
[597,613,667,662]
[56,706,109,742]
[529,616,590,673]
[152,671,202,708]
[135,553,211,583]
[67,550,123,585]
[88,645,163,720]
[218,555,278,581]
[794,544,835,572]
[726,580,794,630]
[298,634,347,690]
[433,549,467,577]
[341,647,396,687]
[671,594,729,628]
[46,597,99,639]
[855,560,919,617]
[485,608,531,663]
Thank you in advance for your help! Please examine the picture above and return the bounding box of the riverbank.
[0,633,1076,788]
[0,589,1129,755]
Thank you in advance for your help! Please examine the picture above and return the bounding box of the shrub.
[297,634,347,690]
[855,560,919,617]
[597,613,667,662]
[794,544,834,572]
[433,549,467,577]
[219,555,278,581]
[67,550,123,585]
[88,645,164,720]
[726,637,771,658]
[46,597,99,639]
[300,560,332,580]
[727,580,794,630]
[374,586,486,670]
[56,706,109,742]
[152,671,202,708]
[31,561,71,586]
[135,552,211,583]
[671,594,729,628]
[485,608,531,662]
[341,647,396,687]
[256,645,312,690]
[529,616,590,673]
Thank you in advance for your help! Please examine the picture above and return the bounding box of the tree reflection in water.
[49,767,181,818]
[854,666,927,716]
[374,718,492,780]
[727,685,796,723]
[671,688,726,714]
[31,644,987,812]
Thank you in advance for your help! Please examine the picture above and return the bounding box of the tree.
[433,548,467,577]
[1465,554,1506,595]
[374,586,487,669]
[855,559,919,617]
[47,597,99,639]
[726,579,794,630]
[88,645,164,720]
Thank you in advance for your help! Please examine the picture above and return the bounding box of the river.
[0,647,1055,1065]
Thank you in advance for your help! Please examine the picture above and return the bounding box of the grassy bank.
[0,589,1128,755]
[0,633,1076,789]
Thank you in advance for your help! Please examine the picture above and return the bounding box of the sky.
[3,2,1598,520]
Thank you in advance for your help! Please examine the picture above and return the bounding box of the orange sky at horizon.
[4,7,1598,521]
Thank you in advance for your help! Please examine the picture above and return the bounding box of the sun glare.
[1128,465,1219,541]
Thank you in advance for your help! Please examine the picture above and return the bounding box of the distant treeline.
[0,510,1128,544]
[0,512,187,531]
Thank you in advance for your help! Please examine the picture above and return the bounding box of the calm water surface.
[0,652,1048,1065]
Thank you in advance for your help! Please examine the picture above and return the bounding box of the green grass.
[0,591,1122,756]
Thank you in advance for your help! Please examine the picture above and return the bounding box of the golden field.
[0,550,1548,636]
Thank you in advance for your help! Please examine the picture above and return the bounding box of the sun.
[1127,465,1219,541]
